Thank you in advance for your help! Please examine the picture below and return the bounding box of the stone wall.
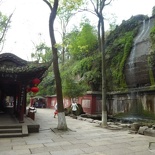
[107,90,155,117]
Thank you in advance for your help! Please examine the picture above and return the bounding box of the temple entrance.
[0,53,50,123]
[0,95,14,114]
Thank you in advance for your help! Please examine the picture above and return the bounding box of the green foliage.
[62,15,147,92]
[148,25,155,85]
[149,69,155,86]
[150,26,155,50]
[107,31,135,90]
[0,12,10,47]
[0,12,8,31]
[31,42,54,95]
[62,73,87,98]
[67,22,98,60]
[38,71,56,95]
[61,52,101,91]
[61,22,100,91]
[106,15,147,91]
[148,54,155,86]
[152,6,155,16]
[72,53,101,89]
[118,33,134,87]
[31,43,52,62]
[58,0,83,13]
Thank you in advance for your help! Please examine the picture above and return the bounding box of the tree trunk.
[44,0,67,130]
[100,16,107,127]
[91,0,108,127]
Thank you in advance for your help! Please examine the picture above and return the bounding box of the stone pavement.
[0,108,155,155]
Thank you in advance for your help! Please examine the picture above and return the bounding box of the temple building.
[0,53,50,123]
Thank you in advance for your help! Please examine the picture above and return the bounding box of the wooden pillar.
[13,95,16,114]
[19,85,25,123]
[24,90,27,114]
[19,104,24,123]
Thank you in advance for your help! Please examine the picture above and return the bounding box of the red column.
[19,104,24,123]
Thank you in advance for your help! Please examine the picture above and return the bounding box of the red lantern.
[32,78,40,86]
[31,87,39,93]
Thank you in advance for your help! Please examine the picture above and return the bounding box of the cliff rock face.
[106,16,155,118]
[124,17,155,88]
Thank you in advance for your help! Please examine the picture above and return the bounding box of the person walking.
[54,103,58,118]
[71,99,78,116]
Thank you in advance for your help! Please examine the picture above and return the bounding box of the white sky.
[0,0,154,61]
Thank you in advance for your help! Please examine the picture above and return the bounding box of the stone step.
[0,133,23,138]
[0,125,22,129]
[22,125,29,136]
[0,125,28,138]
[0,128,21,133]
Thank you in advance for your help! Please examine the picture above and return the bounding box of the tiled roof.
[0,53,51,83]
[0,53,51,73]
[0,53,27,66]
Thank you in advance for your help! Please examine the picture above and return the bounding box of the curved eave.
[0,53,27,66]
[0,62,50,73]
[0,61,51,84]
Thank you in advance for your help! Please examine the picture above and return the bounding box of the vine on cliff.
[150,26,155,51]
[105,15,147,91]
[148,25,155,86]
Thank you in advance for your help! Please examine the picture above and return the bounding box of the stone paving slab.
[102,148,135,155]
[81,153,106,155]
[0,145,12,151]
[31,153,51,155]
[0,149,31,155]
[133,151,155,155]
[0,108,155,155]
[149,142,155,150]
[49,149,84,155]
[30,145,62,154]
[80,145,109,154]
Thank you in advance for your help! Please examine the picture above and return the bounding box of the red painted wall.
[45,96,71,109]
[78,92,102,114]
[30,91,102,115]
[46,95,57,109]
[79,95,92,114]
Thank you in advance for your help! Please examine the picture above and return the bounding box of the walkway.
[0,108,155,155]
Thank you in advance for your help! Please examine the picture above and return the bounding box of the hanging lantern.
[32,78,40,86]
[31,87,39,93]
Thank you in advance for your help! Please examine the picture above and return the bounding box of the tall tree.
[43,0,67,130]
[57,0,83,64]
[85,0,113,127]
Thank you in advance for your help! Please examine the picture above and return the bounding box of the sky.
[0,0,154,61]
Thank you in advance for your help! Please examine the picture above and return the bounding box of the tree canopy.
[0,11,12,52]
[61,21,101,93]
